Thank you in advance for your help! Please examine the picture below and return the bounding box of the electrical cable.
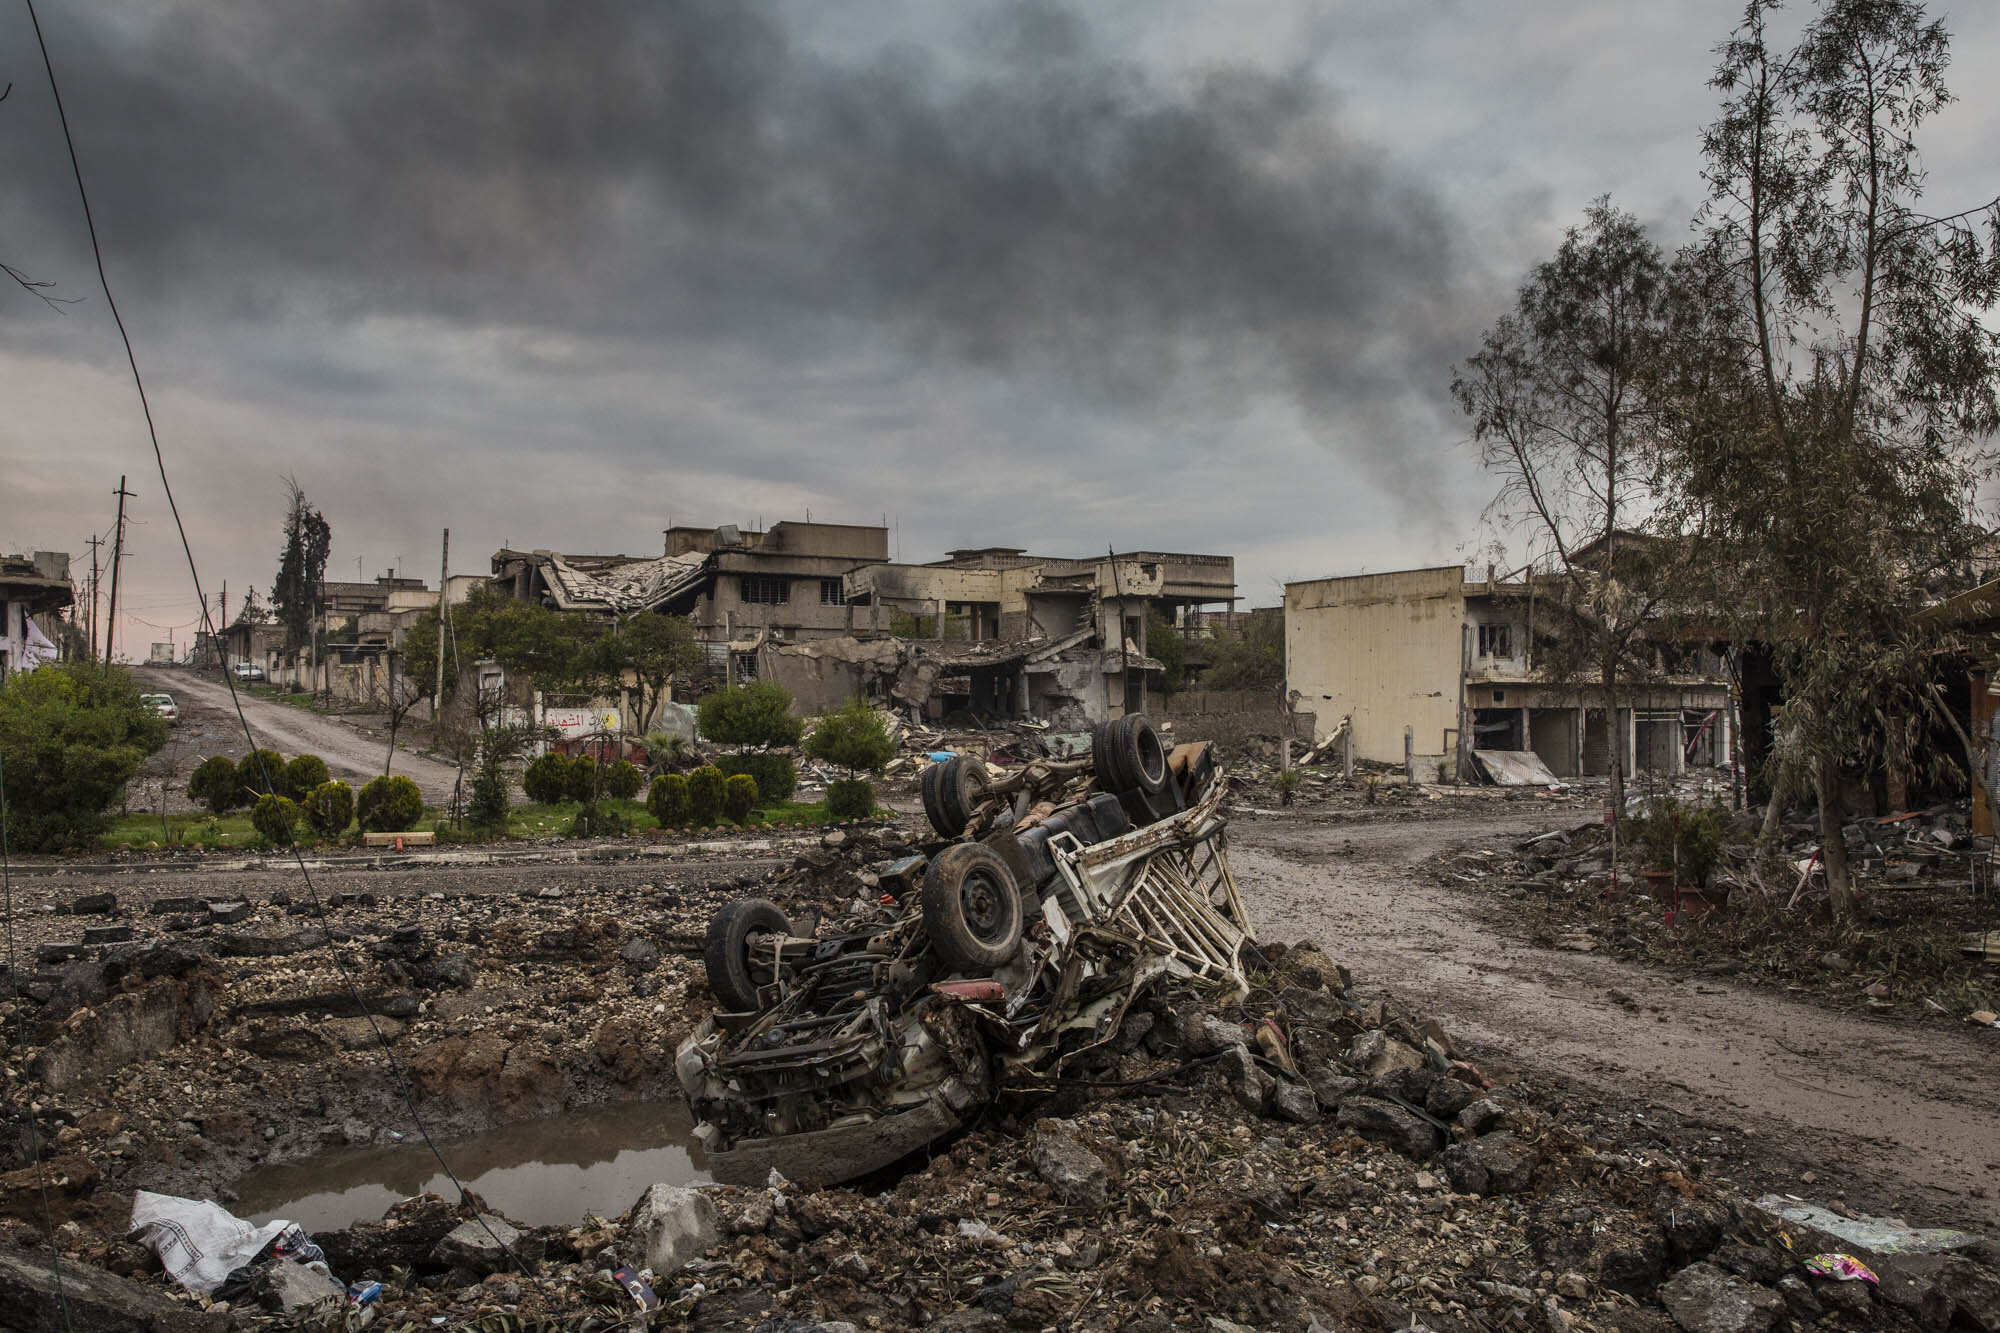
[21,0,525,1273]
[0,756,77,1332]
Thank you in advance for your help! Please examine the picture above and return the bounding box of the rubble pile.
[1431,806,2000,1020]
[1,770,1996,1326]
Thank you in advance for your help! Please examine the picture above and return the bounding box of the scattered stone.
[1183,1012,1249,1055]
[33,943,83,965]
[239,1257,346,1313]
[620,937,662,974]
[214,929,326,958]
[204,900,252,925]
[1654,1191,1729,1264]
[0,1241,208,1331]
[149,897,201,916]
[80,926,133,947]
[1598,1233,1669,1297]
[1457,1098,1506,1134]
[1270,1077,1320,1123]
[1441,1132,1537,1195]
[433,1213,539,1277]
[1656,1262,1784,1333]
[1348,1030,1423,1077]
[628,1184,718,1275]
[1334,1097,1440,1158]
[67,893,117,916]
[1029,1121,1110,1207]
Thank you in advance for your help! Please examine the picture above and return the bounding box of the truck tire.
[703,897,790,1012]
[1093,715,1169,795]
[922,754,984,840]
[922,843,1024,971]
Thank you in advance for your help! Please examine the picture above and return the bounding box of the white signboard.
[543,706,621,737]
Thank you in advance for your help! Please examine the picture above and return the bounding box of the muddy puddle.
[232,1100,709,1232]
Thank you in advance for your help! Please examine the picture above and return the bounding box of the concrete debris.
[627,1183,718,1275]
[1657,1261,1786,1333]
[1028,1121,1110,1208]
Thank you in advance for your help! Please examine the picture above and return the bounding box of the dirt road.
[1233,805,2000,1232]
[133,666,461,804]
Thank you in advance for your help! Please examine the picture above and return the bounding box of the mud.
[231,1099,708,1232]
[1232,806,2000,1233]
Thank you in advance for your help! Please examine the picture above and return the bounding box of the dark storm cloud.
[5,0,1466,446]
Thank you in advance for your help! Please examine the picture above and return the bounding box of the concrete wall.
[1285,567,1464,764]
[1144,688,1313,756]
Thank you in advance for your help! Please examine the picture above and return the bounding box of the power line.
[21,0,523,1274]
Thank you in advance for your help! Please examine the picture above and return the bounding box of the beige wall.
[1285,566,1465,764]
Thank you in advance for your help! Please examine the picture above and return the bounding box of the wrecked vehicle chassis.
[676,725,1250,1185]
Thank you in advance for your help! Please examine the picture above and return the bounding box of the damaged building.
[491,531,1238,730]
[761,547,1238,727]
[1284,564,1733,781]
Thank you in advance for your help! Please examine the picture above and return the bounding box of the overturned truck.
[676,714,1251,1185]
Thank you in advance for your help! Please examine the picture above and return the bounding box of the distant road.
[133,667,461,804]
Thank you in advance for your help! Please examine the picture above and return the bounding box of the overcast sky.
[3,1,1997,655]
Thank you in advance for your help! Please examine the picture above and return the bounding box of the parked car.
[140,693,179,724]
[231,662,265,682]
[676,714,1248,1186]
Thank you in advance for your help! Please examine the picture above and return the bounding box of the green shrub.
[687,765,725,827]
[644,732,698,772]
[302,779,354,837]
[826,778,875,821]
[1630,798,1728,886]
[0,661,168,851]
[566,754,601,804]
[522,752,571,804]
[469,767,510,830]
[804,699,896,776]
[251,793,301,844]
[283,754,330,801]
[605,759,644,801]
[722,773,759,823]
[188,755,244,814]
[697,682,802,747]
[648,773,689,826]
[715,752,797,804]
[357,774,423,833]
[238,749,288,799]
[567,803,630,838]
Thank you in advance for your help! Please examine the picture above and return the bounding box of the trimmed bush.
[804,699,896,776]
[189,755,244,814]
[283,754,330,801]
[605,759,644,801]
[696,682,803,748]
[251,793,301,844]
[237,749,288,799]
[522,752,571,804]
[648,773,688,826]
[687,765,725,827]
[302,779,354,837]
[566,754,601,804]
[715,752,797,804]
[826,778,875,821]
[721,773,758,823]
[357,774,423,833]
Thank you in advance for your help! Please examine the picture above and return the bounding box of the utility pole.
[434,528,449,712]
[104,476,132,666]
[84,533,103,661]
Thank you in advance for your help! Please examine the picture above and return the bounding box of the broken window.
[1477,623,1512,658]
[733,651,758,681]
[740,575,789,605]
[819,579,845,606]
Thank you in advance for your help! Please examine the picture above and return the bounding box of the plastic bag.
[129,1189,295,1295]
[1804,1253,1879,1284]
